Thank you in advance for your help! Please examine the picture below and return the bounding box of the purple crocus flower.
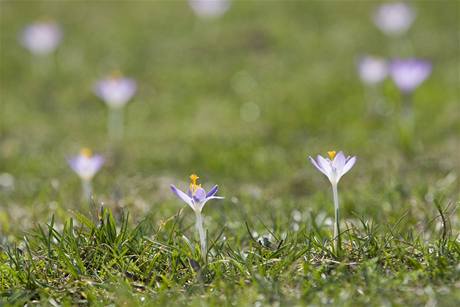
[67,148,104,181]
[171,174,223,213]
[20,21,62,55]
[171,174,223,261]
[309,151,356,186]
[309,151,356,252]
[389,59,432,94]
[94,73,137,109]
[373,2,415,36]
[358,56,388,85]
[189,0,231,19]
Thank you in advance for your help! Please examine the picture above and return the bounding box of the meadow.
[1,1,459,306]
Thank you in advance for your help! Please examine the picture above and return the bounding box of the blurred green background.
[0,0,459,235]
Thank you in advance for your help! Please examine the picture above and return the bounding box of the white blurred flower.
[189,0,231,19]
[94,73,137,109]
[358,56,388,85]
[373,2,415,36]
[20,21,62,55]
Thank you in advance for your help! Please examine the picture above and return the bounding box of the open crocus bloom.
[373,2,415,36]
[68,148,104,181]
[94,73,137,108]
[309,151,356,186]
[189,0,230,19]
[21,21,62,55]
[389,59,432,94]
[358,56,388,85]
[171,174,223,213]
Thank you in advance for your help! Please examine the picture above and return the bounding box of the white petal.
[341,156,357,177]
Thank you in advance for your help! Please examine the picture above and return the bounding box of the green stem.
[108,107,124,142]
[332,183,341,253]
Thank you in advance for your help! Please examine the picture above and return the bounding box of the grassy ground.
[1,0,459,306]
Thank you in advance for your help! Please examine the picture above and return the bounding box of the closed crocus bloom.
[389,59,432,94]
[68,148,104,182]
[309,151,356,252]
[189,0,231,19]
[358,56,388,85]
[94,73,137,109]
[21,21,62,55]
[373,2,415,36]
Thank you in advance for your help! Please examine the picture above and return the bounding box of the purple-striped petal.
[171,185,194,209]
[206,185,219,198]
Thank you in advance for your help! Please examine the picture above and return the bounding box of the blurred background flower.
[20,20,62,55]
[68,148,104,182]
[373,2,415,36]
[94,73,137,109]
[390,58,432,94]
[358,55,388,85]
[188,0,231,19]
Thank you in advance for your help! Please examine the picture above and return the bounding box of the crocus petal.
[317,155,332,177]
[171,185,194,209]
[193,187,207,203]
[206,185,219,198]
[197,196,224,212]
[332,151,346,170]
[309,156,327,176]
[341,156,357,177]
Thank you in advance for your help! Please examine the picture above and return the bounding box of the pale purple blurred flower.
[67,148,104,181]
[309,151,356,186]
[20,21,62,55]
[189,0,231,19]
[389,59,432,93]
[374,2,415,36]
[358,56,388,85]
[171,174,223,213]
[94,74,137,108]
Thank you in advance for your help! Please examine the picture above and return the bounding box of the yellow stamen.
[80,147,92,158]
[327,150,336,160]
[189,174,201,193]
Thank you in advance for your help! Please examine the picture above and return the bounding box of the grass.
[1,0,459,305]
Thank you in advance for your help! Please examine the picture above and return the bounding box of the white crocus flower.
[309,151,356,252]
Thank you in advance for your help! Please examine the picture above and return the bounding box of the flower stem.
[82,179,92,203]
[108,107,124,142]
[332,183,341,253]
[195,211,207,262]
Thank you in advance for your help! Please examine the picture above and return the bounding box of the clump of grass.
[1,203,458,305]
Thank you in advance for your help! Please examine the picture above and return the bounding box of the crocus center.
[80,148,92,158]
[327,151,336,160]
[189,174,201,194]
